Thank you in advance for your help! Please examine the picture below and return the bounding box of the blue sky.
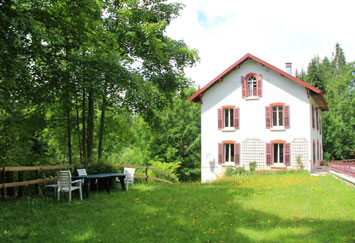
[166,0,355,87]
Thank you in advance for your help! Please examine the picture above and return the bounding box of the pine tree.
[305,56,325,93]
[332,43,346,74]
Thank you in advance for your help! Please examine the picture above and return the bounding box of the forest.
[1,0,354,181]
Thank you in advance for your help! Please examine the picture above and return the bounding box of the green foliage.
[114,147,149,166]
[296,155,304,170]
[86,162,117,175]
[303,43,354,160]
[148,160,181,181]
[224,166,246,177]
[249,162,257,172]
[224,167,235,177]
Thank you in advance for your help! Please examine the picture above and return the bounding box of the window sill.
[222,128,236,132]
[245,96,259,100]
[222,163,235,167]
[270,165,286,168]
[270,127,286,131]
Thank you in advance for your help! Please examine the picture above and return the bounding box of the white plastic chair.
[57,170,82,202]
[117,168,135,190]
[77,168,88,177]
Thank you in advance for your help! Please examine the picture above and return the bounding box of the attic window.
[241,73,262,98]
[247,76,257,96]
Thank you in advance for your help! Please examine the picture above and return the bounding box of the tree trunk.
[98,95,106,161]
[75,90,83,165]
[87,89,94,161]
[82,89,87,163]
[66,103,73,165]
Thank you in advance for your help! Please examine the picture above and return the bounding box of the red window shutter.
[257,74,262,97]
[234,143,240,165]
[218,143,223,164]
[320,119,322,135]
[265,106,271,128]
[266,143,271,166]
[312,106,314,129]
[218,108,222,130]
[284,105,290,128]
[316,109,319,130]
[317,140,319,160]
[312,140,315,162]
[234,108,240,129]
[241,76,246,98]
[285,143,291,166]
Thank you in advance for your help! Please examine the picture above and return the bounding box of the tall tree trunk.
[82,89,87,163]
[75,89,83,165]
[98,95,106,161]
[66,103,73,165]
[87,89,94,161]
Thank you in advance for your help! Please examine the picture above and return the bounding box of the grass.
[0,172,354,242]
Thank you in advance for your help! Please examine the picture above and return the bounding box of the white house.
[189,53,328,183]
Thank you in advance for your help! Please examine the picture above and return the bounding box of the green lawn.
[0,172,354,242]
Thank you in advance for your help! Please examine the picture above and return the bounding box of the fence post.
[145,166,148,184]
[1,167,4,200]
[34,169,39,196]
[18,171,24,198]
[6,171,15,197]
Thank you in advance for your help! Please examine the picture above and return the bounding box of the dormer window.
[241,73,262,98]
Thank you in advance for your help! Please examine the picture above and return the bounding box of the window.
[312,105,315,129]
[218,107,240,130]
[247,76,257,97]
[241,73,262,98]
[273,143,284,164]
[218,142,240,165]
[224,143,234,163]
[266,103,290,129]
[266,141,290,166]
[272,106,283,127]
[224,108,234,128]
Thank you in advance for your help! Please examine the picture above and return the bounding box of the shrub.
[86,162,117,174]
[235,166,246,175]
[148,161,181,181]
[296,155,304,170]
[224,167,235,177]
[249,162,257,171]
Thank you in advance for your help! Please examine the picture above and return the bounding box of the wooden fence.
[0,164,178,199]
[113,164,179,184]
[0,165,74,199]
[330,159,355,177]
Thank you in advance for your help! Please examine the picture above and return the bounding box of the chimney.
[286,62,292,75]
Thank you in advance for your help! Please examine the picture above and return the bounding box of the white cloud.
[166,0,355,87]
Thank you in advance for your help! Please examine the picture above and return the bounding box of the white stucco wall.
[201,59,316,183]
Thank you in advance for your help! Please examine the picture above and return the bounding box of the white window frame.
[224,143,234,163]
[273,143,284,164]
[272,106,283,127]
[247,76,257,97]
[224,108,234,128]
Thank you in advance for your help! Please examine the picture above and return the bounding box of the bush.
[249,162,257,171]
[235,166,246,175]
[148,161,181,181]
[224,167,235,177]
[224,166,246,177]
[296,155,304,170]
[86,162,117,175]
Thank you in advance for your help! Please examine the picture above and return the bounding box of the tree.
[0,0,199,166]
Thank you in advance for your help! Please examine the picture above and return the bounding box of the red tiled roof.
[188,53,328,111]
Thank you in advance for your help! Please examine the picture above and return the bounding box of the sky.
[166,0,355,88]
